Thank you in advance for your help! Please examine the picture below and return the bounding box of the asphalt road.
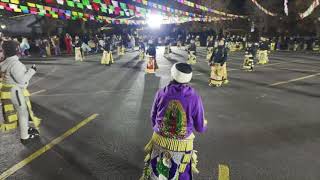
[0,47,319,180]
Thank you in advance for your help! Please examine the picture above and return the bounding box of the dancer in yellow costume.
[209,38,229,87]
[187,39,197,65]
[100,37,114,66]
[257,37,270,65]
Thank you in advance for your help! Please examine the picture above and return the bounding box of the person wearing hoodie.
[0,40,41,144]
[209,38,229,87]
[140,63,207,180]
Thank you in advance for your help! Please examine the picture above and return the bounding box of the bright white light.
[0,24,6,29]
[147,14,163,29]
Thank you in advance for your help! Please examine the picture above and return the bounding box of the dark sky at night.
[227,0,247,13]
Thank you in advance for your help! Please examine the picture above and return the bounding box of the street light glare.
[147,14,162,29]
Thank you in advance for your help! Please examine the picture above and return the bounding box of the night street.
[0,47,319,180]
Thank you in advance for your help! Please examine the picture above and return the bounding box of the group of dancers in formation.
[0,33,271,179]
[133,34,271,87]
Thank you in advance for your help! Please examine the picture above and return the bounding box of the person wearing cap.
[141,63,207,180]
[0,40,41,144]
[257,37,270,65]
[74,36,84,62]
[187,39,197,65]
[146,40,158,73]
[100,37,114,66]
[209,38,229,87]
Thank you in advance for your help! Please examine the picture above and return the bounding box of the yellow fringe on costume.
[144,132,194,152]
[229,43,236,52]
[221,63,229,84]
[206,47,213,61]
[75,47,83,62]
[270,43,276,51]
[46,46,51,56]
[139,51,145,60]
[313,45,319,52]
[0,84,41,132]
[195,41,200,47]
[143,132,199,174]
[257,50,269,65]
[243,55,254,72]
[120,46,125,55]
[100,51,114,65]
[209,63,223,87]
[187,51,196,65]
[117,46,121,56]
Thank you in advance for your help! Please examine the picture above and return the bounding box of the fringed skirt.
[243,55,254,71]
[257,50,269,65]
[141,133,198,180]
[75,47,83,61]
[206,47,213,61]
[187,51,196,65]
[100,51,113,65]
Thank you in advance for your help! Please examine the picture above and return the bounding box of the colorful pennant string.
[173,0,247,18]
[0,0,239,25]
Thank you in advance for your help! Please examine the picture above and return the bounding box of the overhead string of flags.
[172,0,247,19]
[0,0,247,25]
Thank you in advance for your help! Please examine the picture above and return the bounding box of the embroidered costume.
[141,63,207,180]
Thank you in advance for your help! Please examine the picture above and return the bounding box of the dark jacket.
[245,46,254,56]
[74,39,82,48]
[139,42,145,51]
[103,39,111,52]
[207,40,214,48]
[259,42,269,51]
[210,45,228,65]
[146,45,156,57]
[189,43,196,52]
